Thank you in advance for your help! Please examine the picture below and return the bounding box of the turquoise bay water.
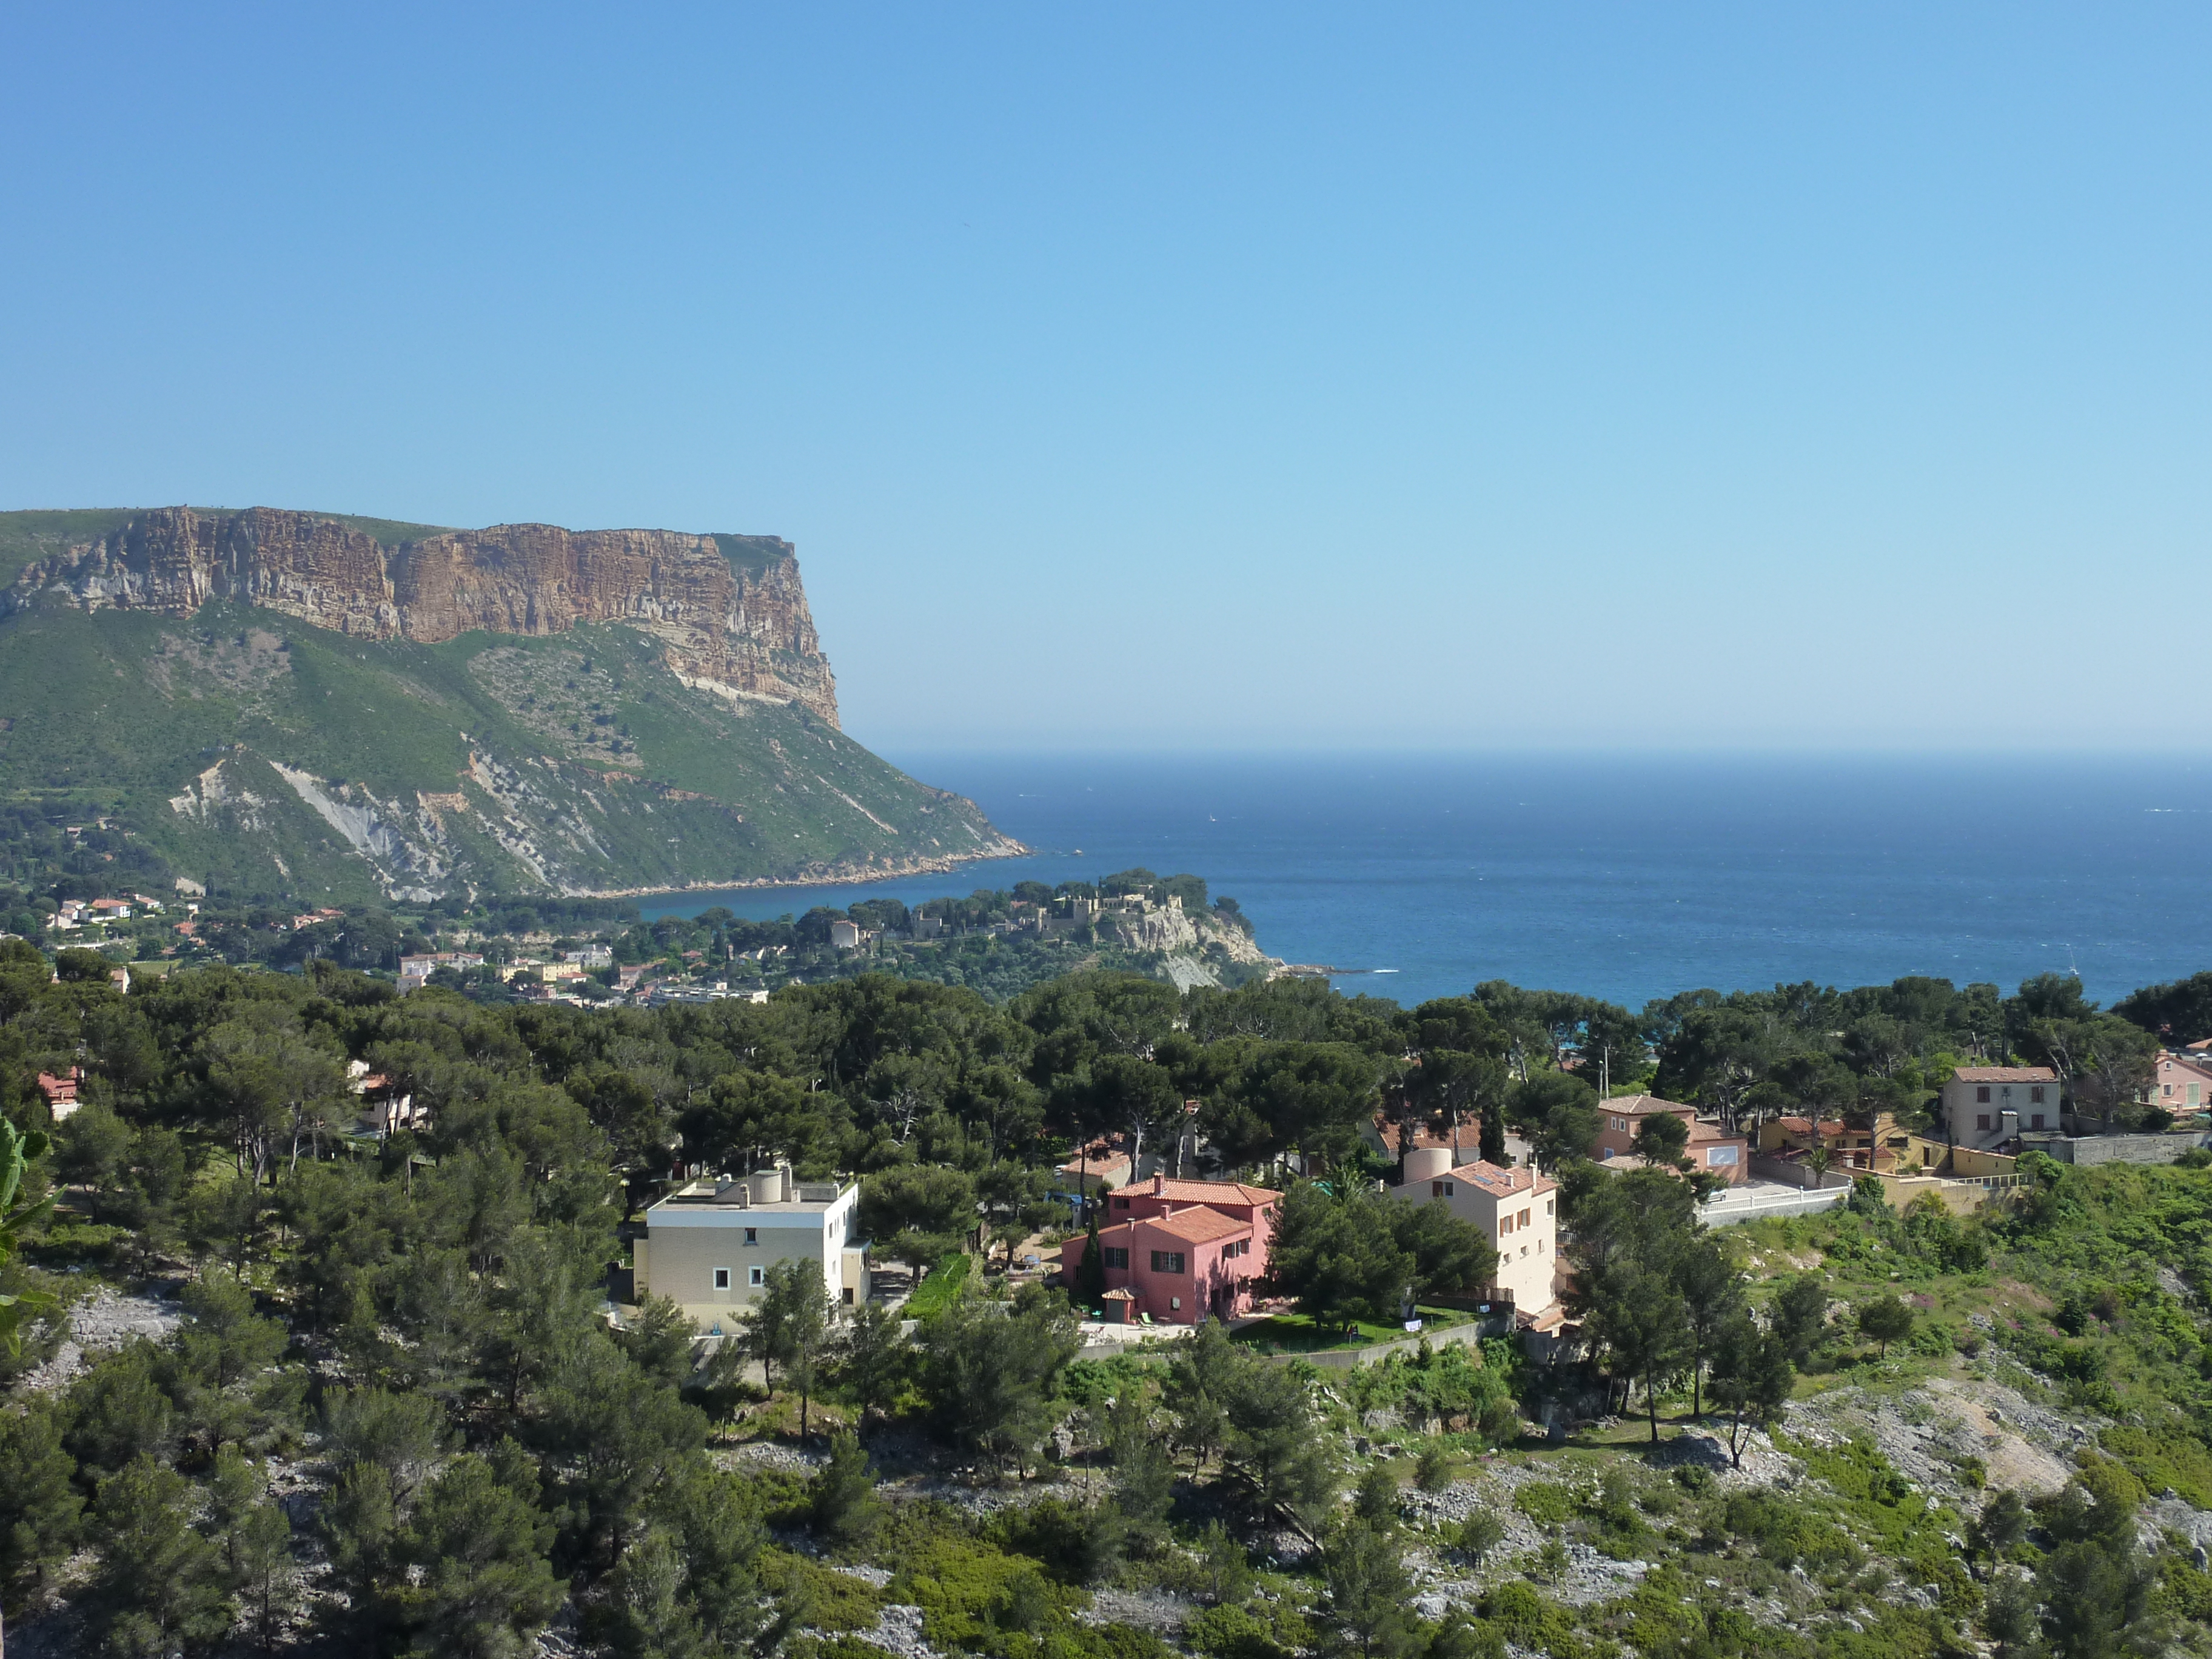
[637,752,2212,1011]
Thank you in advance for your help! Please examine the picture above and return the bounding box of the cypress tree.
[1075,1208,1107,1309]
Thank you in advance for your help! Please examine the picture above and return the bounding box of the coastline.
[572,836,1031,901]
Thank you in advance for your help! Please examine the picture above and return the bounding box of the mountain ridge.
[5,504,840,725]
[0,508,1020,904]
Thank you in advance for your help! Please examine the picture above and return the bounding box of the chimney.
[1153,1172,1166,1196]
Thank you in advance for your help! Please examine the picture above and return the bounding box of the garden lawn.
[1228,1307,1467,1352]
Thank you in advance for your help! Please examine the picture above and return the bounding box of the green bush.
[905,1252,973,1322]
[1480,1581,1583,1656]
[1513,1482,1577,1530]
[761,1550,885,1632]
[1185,1603,1293,1659]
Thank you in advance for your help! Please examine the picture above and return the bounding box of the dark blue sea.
[637,752,2212,1012]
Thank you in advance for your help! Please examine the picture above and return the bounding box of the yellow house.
[1389,1148,1558,1318]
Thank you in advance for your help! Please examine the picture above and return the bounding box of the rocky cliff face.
[8,506,841,725]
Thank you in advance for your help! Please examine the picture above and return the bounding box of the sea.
[636,752,2212,1013]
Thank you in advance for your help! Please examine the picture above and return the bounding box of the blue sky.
[4,6,2207,751]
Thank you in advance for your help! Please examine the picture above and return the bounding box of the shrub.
[1514,1482,1576,1530]
[905,1253,973,1322]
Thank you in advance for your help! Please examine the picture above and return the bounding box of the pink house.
[1060,1175,1281,1324]
[2149,1052,2212,1113]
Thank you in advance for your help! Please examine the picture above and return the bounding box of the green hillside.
[0,592,1013,903]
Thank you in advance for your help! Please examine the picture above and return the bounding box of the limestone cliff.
[7,506,841,726]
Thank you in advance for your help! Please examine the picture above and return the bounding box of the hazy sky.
[4,7,2207,752]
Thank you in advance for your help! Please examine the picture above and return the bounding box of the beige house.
[635,1164,869,1336]
[1943,1066,2058,1149]
[1590,1094,1751,1185]
[1389,1148,1558,1318]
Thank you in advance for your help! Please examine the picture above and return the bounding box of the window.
[748,1266,765,1287]
[1538,1239,1547,1253]
[1546,1199,1554,1215]
[1432,1180,1444,1196]
[2164,1084,2174,1097]
[713,1268,731,1290]
[1977,1113,1991,1131]
[1518,1207,1530,1226]
[842,1287,854,1304]
[2030,1113,2046,1130]
[1150,1251,1185,1275]
[2030,1085,2046,1104]
[1708,1145,1739,1165]
[743,1227,757,1245]
[1104,1247,1128,1269]
[1113,1197,1130,1210]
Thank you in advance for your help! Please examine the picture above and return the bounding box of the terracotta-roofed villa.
[1590,1094,1749,1184]
[1058,1173,1281,1324]
[1942,1065,2057,1148]
[1387,1149,1559,1318]
[36,1068,81,1122]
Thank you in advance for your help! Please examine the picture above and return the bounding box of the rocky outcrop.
[8,506,841,725]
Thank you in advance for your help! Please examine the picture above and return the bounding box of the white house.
[398,951,484,990]
[634,1164,869,1336]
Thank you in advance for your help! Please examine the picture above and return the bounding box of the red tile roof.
[1142,1207,1250,1245]
[1082,1210,1251,1246]
[1604,1093,1695,1118]
[1137,1178,1281,1207]
[1952,1067,2057,1083]
[1446,1158,1558,1198]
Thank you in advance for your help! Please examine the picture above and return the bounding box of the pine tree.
[833,1301,913,1435]
[1319,1517,1416,1659]
[88,1455,231,1654]
[809,1429,885,1546]
[207,1446,297,1652]
[0,1400,81,1614]
[397,1451,565,1659]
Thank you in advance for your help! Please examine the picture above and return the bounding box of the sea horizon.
[635,749,2212,1012]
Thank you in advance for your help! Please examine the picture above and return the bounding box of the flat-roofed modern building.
[635,1164,868,1336]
